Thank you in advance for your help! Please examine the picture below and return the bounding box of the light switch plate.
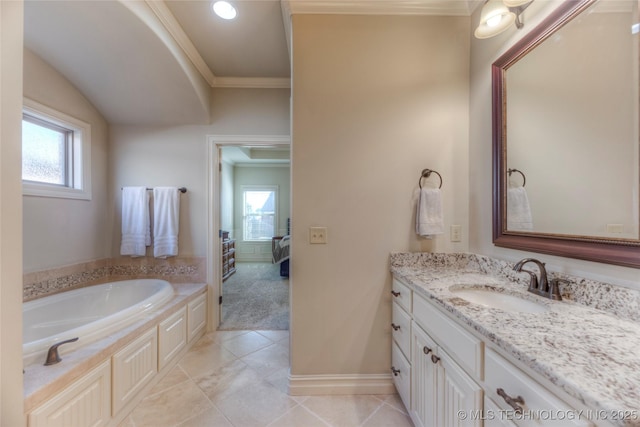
[309,227,328,244]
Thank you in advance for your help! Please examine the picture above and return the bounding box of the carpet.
[219,262,289,330]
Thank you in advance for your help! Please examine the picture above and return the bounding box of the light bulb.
[212,1,237,20]
[487,14,503,28]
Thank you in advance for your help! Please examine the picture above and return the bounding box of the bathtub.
[23,279,174,367]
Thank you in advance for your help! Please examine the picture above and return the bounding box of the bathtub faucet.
[44,337,79,366]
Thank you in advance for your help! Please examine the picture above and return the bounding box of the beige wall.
[1,1,25,424]
[469,1,640,288]
[23,48,111,272]
[110,88,290,258]
[290,14,470,375]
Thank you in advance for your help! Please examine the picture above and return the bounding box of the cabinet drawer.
[392,302,411,359]
[392,342,411,411]
[391,277,412,313]
[485,348,591,427]
[413,294,483,379]
[484,396,518,427]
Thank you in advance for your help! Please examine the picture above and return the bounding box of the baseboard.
[288,373,396,396]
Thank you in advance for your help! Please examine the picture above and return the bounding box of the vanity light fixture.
[212,1,237,20]
[474,0,534,39]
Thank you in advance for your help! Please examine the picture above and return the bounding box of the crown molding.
[146,1,291,89]
[213,77,291,89]
[145,0,217,87]
[281,0,478,16]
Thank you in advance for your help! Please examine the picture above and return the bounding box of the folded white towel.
[507,186,533,231]
[153,187,180,258]
[120,187,150,257]
[416,188,444,238]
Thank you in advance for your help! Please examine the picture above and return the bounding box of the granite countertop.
[390,253,640,427]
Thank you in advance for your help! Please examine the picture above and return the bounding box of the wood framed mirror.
[492,0,640,268]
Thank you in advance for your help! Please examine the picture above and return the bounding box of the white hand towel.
[120,187,150,257]
[507,186,533,231]
[415,188,444,238]
[153,187,180,258]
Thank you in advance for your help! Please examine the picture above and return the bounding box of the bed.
[272,235,290,277]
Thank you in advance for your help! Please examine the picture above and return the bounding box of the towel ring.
[507,168,526,187]
[418,169,442,189]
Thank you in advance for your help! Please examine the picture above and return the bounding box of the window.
[22,99,91,200]
[243,186,277,241]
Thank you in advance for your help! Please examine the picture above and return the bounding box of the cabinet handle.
[496,388,525,414]
[430,354,440,364]
[391,323,401,331]
[391,367,401,376]
[391,290,401,297]
[423,346,432,355]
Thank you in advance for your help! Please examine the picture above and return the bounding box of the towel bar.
[121,187,187,193]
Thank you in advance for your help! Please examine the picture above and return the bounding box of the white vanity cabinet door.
[410,321,439,427]
[410,321,483,427]
[437,347,483,427]
[112,327,158,415]
[28,360,111,427]
[158,306,187,371]
[485,348,592,427]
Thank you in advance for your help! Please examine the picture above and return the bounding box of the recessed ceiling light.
[212,1,237,20]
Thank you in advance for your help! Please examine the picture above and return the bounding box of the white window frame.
[242,185,278,242]
[22,98,92,200]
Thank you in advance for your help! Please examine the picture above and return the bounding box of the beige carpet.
[219,262,289,330]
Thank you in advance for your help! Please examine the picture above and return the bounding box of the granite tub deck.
[391,253,640,427]
[23,282,207,414]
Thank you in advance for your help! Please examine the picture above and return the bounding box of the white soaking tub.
[23,279,174,366]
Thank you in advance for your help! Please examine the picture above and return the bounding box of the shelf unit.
[222,232,236,281]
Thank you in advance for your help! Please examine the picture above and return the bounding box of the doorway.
[206,136,291,332]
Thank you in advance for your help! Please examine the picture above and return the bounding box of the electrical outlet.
[309,226,327,244]
[450,225,462,242]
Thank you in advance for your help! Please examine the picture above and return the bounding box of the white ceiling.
[23,0,479,126]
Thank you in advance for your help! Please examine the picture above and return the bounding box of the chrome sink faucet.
[513,258,562,301]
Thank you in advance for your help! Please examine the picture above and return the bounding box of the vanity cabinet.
[392,276,592,427]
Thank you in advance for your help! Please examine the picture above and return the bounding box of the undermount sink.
[450,288,549,313]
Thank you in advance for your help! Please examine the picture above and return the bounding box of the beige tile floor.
[119,330,413,427]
